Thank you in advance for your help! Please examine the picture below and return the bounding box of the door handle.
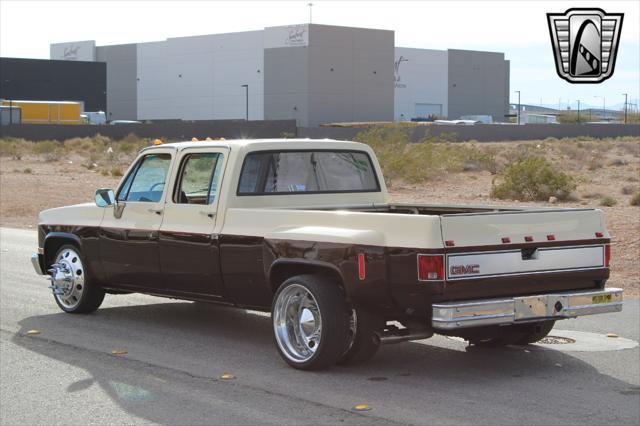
[199,211,216,219]
[148,208,163,215]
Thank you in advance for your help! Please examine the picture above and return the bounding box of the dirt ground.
[1,142,638,296]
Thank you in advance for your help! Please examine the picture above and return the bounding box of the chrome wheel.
[49,247,85,310]
[273,284,322,363]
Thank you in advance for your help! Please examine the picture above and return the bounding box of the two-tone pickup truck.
[31,138,623,370]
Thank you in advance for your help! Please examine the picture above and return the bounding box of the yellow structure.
[0,100,82,124]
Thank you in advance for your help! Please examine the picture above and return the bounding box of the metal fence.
[299,124,640,142]
[0,121,638,143]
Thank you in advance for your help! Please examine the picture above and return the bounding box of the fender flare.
[267,258,346,291]
[43,232,83,260]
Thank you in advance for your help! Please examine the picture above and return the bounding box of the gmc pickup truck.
[31,138,623,370]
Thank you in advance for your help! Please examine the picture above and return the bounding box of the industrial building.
[0,57,106,112]
[47,24,510,125]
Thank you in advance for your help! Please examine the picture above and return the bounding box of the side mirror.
[95,188,116,207]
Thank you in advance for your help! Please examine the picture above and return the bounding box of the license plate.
[592,294,613,304]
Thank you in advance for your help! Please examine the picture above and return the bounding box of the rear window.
[237,150,379,195]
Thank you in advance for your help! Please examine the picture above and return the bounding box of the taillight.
[418,254,444,281]
[604,244,611,267]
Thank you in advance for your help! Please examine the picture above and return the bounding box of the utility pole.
[577,100,580,123]
[308,3,313,24]
[515,90,521,125]
[622,93,628,124]
[241,84,248,121]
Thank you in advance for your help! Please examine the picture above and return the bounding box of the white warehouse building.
[51,24,510,126]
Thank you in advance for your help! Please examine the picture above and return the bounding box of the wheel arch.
[43,232,82,266]
[268,259,348,298]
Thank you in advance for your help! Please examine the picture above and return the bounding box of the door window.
[118,154,172,202]
[174,153,224,205]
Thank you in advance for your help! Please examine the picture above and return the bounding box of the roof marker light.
[191,137,199,142]
[595,232,604,238]
[206,137,213,141]
[153,139,163,145]
[501,237,511,244]
[445,240,455,247]
[547,234,556,241]
[524,236,534,242]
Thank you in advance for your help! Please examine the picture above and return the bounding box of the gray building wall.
[447,49,510,122]
[96,44,137,120]
[263,46,309,126]
[265,24,393,127]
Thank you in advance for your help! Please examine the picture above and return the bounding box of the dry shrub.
[33,140,63,161]
[631,193,640,206]
[354,125,498,184]
[621,186,637,195]
[0,138,33,159]
[600,196,617,207]
[490,156,576,201]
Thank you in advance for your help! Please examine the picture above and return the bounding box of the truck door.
[158,147,229,299]
[99,149,175,291]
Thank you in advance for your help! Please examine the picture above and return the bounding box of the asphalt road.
[1,227,639,425]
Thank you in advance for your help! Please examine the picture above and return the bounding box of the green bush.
[600,196,617,207]
[490,156,576,201]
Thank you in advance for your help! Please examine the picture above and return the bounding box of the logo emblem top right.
[547,8,624,83]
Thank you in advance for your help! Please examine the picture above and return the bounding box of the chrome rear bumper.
[432,287,623,330]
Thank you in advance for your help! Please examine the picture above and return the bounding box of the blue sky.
[1,0,638,110]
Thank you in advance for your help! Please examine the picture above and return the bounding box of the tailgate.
[440,209,608,281]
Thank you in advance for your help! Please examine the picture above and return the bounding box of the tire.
[50,244,105,314]
[468,321,556,346]
[337,308,384,365]
[513,321,555,345]
[272,274,350,370]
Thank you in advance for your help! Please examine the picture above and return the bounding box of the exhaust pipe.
[374,330,433,345]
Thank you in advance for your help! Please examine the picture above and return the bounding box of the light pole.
[515,90,521,125]
[576,100,580,123]
[622,93,628,124]
[241,84,248,121]
[308,3,313,24]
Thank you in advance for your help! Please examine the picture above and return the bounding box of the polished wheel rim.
[53,248,85,309]
[273,284,322,363]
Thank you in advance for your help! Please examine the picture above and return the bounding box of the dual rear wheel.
[272,275,383,370]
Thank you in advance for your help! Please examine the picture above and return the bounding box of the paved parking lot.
[1,227,639,425]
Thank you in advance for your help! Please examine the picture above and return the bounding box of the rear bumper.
[432,287,623,330]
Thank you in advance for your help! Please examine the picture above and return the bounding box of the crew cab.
[31,139,623,370]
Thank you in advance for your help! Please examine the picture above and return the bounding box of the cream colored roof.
[144,138,367,151]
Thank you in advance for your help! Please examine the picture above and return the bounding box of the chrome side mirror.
[95,188,115,207]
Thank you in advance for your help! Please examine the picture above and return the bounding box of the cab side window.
[174,153,224,205]
[118,154,172,202]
